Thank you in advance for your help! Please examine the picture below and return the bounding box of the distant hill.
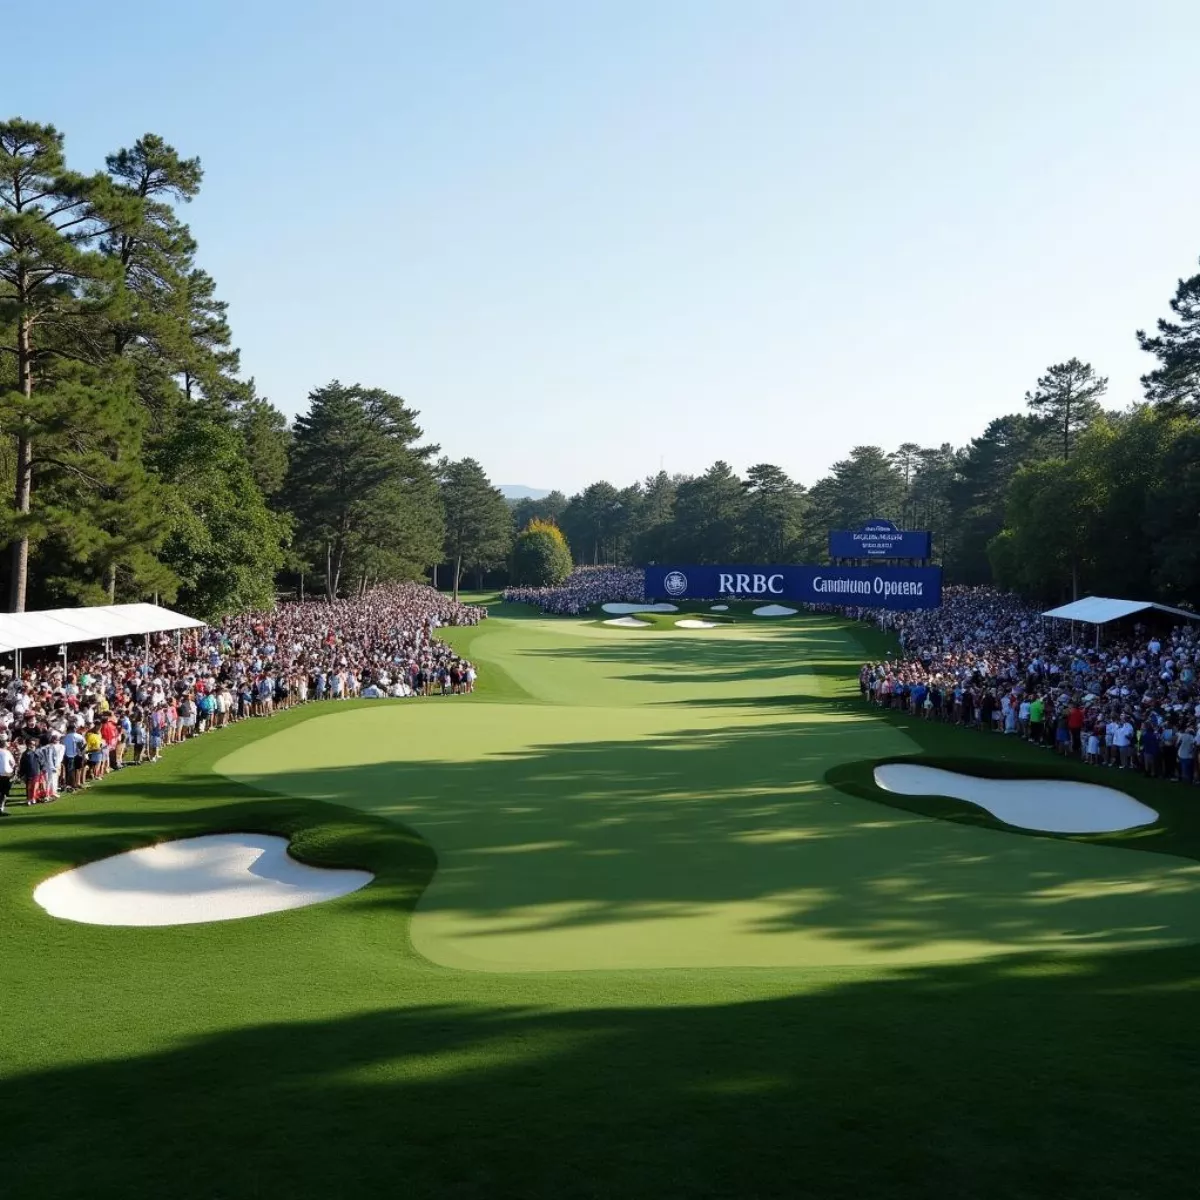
[498,485,552,500]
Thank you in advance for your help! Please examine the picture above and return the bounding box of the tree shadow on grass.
[8,697,1200,967]
[4,945,1200,1200]
[192,718,1200,964]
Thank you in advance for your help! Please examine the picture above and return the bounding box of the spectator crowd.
[854,586,1200,784]
[503,566,645,615]
[0,582,485,816]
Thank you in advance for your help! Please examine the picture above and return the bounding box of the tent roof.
[0,603,204,653]
[1041,596,1200,625]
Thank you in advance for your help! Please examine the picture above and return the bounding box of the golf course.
[4,600,1200,1199]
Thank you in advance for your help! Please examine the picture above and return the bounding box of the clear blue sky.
[10,0,1200,492]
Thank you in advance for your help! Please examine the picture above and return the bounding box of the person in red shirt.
[1067,702,1086,758]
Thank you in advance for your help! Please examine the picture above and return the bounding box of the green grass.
[4,610,1200,1198]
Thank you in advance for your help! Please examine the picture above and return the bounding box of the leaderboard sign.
[828,519,931,560]
[645,564,942,611]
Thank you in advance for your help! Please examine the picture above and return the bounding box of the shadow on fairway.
[53,717,1190,963]
[4,944,1200,1200]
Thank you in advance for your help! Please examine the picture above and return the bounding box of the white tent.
[1041,597,1200,625]
[0,603,204,656]
[1041,596,1199,649]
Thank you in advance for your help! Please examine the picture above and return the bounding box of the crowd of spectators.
[503,566,645,615]
[853,586,1200,784]
[0,582,485,815]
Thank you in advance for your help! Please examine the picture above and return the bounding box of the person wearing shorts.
[85,724,105,782]
[62,725,85,791]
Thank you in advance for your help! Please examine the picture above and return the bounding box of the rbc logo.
[663,570,688,597]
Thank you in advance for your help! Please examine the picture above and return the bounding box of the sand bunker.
[601,603,677,614]
[710,604,729,612]
[676,619,721,629]
[752,604,798,617]
[33,833,373,927]
[873,763,1158,834]
[603,616,650,627]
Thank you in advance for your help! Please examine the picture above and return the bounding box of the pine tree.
[671,461,746,563]
[284,382,442,599]
[1138,258,1200,416]
[1024,358,1107,460]
[439,458,511,599]
[0,119,141,610]
[740,464,806,561]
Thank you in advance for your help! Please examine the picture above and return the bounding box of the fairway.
[220,612,1200,969]
[8,606,1200,1200]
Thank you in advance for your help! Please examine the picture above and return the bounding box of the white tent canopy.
[1041,596,1200,625]
[0,603,204,654]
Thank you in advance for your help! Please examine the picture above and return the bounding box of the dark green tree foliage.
[0,119,155,610]
[153,412,288,617]
[888,442,924,527]
[632,471,680,563]
[561,481,626,565]
[740,463,806,561]
[825,446,905,528]
[1138,258,1200,415]
[226,379,290,497]
[440,457,511,599]
[909,444,957,548]
[511,519,572,586]
[670,461,746,563]
[942,415,1048,583]
[511,490,567,530]
[285,382,442,600]
[1024,358,1106,460]
[988,407,1200,605]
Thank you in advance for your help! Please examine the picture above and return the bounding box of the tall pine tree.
[285,382,442,599]
[439,458,511,598]
[0,119,144,610]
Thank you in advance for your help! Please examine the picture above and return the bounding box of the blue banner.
[828,519,931,560]
[645,564,942,610]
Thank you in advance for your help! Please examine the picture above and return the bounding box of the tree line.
[3,118,1198,615]
[511,300,1200,605]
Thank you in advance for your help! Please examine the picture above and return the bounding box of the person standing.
[62,724,85,791]
[1179,726,1196,785]
[0,736,14,816]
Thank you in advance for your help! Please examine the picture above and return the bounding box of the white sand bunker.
[33,833,373,927]
[752,604,798,617]
[873,763,1158,834]
[710,604,729,611]
[603,616,650,627]
[676,619,721,629]
[601,602,677,614]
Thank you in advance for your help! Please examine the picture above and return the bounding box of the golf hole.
[33,833,373,927]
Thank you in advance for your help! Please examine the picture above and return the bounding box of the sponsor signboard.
[828,519,932,560]
[646,564,942,611]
